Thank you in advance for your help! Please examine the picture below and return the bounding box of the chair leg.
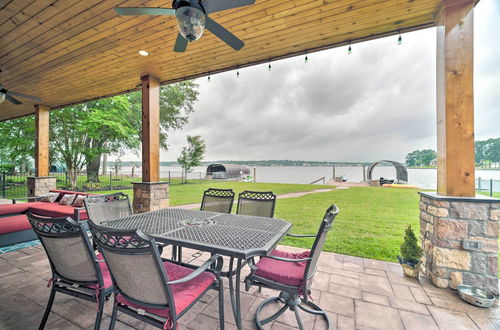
[293,307,304,330]
[39,287,56,330]
[108,299,118,330]
[94,289,106,330]
[218,279,225,329]
[255,296,288,329]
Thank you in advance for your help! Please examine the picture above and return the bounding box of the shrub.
[399,225,423,264]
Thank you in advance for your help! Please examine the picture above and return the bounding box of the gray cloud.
[156,1,499,163]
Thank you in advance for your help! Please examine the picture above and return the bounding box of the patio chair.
[83,192,133,224]
[236,190,276,218]
[88,221,225,330]
[244,204,339,330]
[200,188,235,213]
[27,212,113,330]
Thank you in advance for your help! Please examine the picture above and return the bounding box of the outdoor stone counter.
[27,176,56,197]
[132,181,169,214]
[419,192,499,296]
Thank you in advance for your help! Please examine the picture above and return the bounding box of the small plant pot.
[398,256,422,279]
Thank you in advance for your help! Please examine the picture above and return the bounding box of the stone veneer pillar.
[132,182,169,214]
[419,192,499,296]
[27,177,56,197]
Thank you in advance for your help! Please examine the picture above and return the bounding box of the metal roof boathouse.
[206,164,250,180]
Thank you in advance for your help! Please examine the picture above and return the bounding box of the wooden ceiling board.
[0,0,444,121]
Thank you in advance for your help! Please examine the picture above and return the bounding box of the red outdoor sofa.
[0,190,93,247]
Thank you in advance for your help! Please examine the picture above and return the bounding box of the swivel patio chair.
[83,192,133,224]
[200,188,235,214]
[88,221,225,330]
[27,212,113,330]
[244,204,339,330]
[236,190,276,218]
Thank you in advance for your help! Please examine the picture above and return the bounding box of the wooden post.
[436,0,475,197]
[141,74,160,182]
[35,105,50,177]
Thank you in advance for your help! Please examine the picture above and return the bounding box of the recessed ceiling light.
[138,50,149,56]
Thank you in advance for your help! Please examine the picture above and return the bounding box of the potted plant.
[397,225,423,279]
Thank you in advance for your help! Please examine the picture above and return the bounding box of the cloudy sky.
[153,0,499,163]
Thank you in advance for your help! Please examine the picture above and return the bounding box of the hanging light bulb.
[304,51,309,63]
[268,61,272,72]
[236,68,240,78]
[397,34,403,45]
[207,74,211,82]
[348,44,352,55]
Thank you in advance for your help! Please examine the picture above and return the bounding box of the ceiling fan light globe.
[176,6,205,41]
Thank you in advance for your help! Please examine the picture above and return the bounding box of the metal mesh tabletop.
[102,208,292,259]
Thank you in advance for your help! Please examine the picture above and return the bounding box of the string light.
[397,34,403,45]
[207,74,211,82]
[304,51,308,63]
[348,43,352,55]
[236,67,240,78]
[268,61,272,72]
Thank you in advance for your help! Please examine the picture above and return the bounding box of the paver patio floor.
[0,243,498,330]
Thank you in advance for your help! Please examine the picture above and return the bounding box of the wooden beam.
[436,0,475,196]
[34,104,50,177]
[141,74,160,182]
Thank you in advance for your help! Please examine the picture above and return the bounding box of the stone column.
[419,192,499,296]
[27,177,56,197]
[132,182,169,214]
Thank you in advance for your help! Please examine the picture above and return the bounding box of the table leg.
[228,257,243,330]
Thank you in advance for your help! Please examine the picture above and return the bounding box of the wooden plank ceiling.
[0,0,442,121]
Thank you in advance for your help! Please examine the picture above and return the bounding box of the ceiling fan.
[115,0,255,52]
[0,84,42,105]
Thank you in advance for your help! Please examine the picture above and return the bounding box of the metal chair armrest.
[73,207,85,221]
[12,195,45,204]
[167,254,223,285]
[286,233,316,238]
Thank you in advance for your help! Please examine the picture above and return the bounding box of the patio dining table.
[101,208,292,329]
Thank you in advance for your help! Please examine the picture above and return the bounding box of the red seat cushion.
[254,249,311,287]
[0,203,41,216]
[85,254,113,290]
[0,214,31,234]
[27,203,88,220]
[116,261,216,317]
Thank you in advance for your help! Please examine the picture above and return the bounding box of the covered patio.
[0,0,499,329]
[1,244,498,329]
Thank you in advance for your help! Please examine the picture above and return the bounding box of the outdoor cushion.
[72,195,87,208]
[27,203,88,220]
[254,249,311,287]
[0,203,37,216]
[0,214,31,234]
[59,194,77,206]
[40,192,61,203]
[84,254,113,290]
[116,261,216,317]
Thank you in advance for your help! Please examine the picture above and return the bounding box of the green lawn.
[277,187,420,263]
[98,181,332,206]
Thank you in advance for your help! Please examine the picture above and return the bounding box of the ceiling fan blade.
[6,90,42,102]
[5,94,22,105]
[173,33,188,52]
[203,0,255,14]
[115,7,176,16]
[205,17,244,50]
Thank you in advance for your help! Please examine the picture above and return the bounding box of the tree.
[399,225,423,264]
[177,135,206,183]
[50,96,139,188]
[405,149,436,167]
[0,115,36,172]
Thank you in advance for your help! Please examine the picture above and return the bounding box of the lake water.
[119,165,500,190]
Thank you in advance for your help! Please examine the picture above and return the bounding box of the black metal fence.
[0,171,205,199]
[476,178,500,197]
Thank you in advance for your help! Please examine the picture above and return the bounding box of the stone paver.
[0,244,499,329]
